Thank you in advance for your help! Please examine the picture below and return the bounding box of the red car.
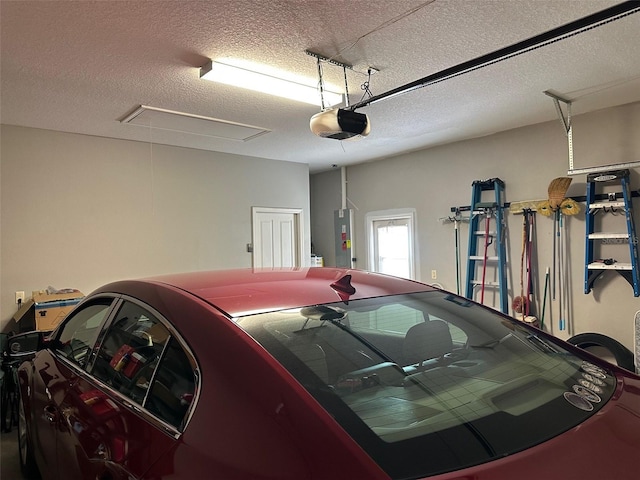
[13,268,640,479]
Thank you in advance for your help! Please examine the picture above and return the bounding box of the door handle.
[43,405,57,423]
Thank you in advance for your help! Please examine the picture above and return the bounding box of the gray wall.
[1,125,311,326]
[311,101,640,350]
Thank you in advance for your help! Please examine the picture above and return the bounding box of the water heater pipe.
[341,166,347,211]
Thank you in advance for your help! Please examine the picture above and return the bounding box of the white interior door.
[252,207,302,268]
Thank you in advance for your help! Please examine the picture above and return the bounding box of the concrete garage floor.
[1,429,26,479]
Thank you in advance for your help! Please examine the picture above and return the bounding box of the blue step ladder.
[585,169,640,297]
[465,178,508,313]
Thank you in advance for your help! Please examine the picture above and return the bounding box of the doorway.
[252,207,303,268]
[366,209,417,279]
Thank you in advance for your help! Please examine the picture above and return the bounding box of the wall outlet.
[16,291,25,304]
[431,270,437,280]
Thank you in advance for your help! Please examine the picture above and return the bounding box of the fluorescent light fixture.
[200,59,343,107]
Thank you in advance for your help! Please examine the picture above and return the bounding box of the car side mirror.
[6,331,52,361]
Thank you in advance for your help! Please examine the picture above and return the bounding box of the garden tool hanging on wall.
[512,208,537,325]
[537,177,580,332]
[439,210,470,295]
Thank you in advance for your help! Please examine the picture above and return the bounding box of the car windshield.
[237,291,615,479]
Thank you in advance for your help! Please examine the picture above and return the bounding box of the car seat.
[402,320,453,367]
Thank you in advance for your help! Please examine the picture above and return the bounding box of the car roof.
[141,268,434,317]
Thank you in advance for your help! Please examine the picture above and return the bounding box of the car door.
[29,349,73,480]
[55,298,196,479]
[29,297,115,480]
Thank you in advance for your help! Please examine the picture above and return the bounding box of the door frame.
[365,208,418,280]
[251,206,304,268]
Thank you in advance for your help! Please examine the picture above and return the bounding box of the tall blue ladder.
[465,178,508,313]
[585,169,640,297]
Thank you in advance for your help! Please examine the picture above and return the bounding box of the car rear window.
[237,291,616,479]
[146,337,196,430]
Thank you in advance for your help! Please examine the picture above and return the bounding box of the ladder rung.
[587,262,633,270]
[474,230,497,236]
[470,280,501,286]
[470,256,499,261]
[589,201,626,209]
[474,202,497,209]
[588,233,630,239]
[472,210,495,216]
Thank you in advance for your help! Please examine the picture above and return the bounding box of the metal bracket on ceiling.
[544,90,640,176]
[544,90,574,172]
[305,50,379,76]
[306,50,380,110]
[305,50,353,71]
[306,50,370,109]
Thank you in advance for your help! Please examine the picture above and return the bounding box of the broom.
[548,177,572,210]
[548,177,572,300]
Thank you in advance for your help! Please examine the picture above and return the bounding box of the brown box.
[13,289,84,332]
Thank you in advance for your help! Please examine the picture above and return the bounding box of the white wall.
[1,125,311,327]
[311,101,640,350]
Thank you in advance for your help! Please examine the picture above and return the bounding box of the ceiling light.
[200,59,343,107]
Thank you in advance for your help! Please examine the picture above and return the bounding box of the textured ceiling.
[2,0,639,173]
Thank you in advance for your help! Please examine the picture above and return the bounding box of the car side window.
[144,337,196,430]
[90,301,170,405]
[56,299,113,368]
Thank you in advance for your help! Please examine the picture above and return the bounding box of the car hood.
[428,370,640,480]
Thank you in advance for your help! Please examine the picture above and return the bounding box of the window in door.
[366,209,417,280]
[56,298,114,368]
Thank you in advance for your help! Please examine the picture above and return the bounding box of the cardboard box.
[13,289,84,332]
